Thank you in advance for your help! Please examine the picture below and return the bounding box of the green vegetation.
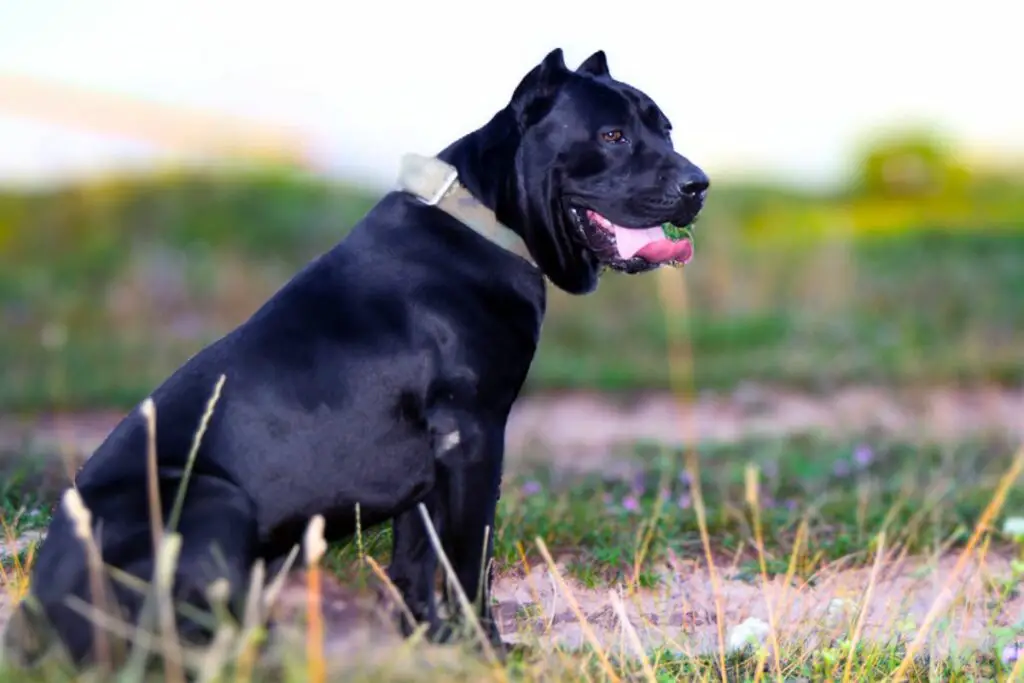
[3,434,1023,681]
[494,435,1024,582]
[3,129,1024,410]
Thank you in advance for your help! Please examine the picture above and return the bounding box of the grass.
[2,433,1023,681]
[493,435,1024,583]
[533,229,1024,393]
[4,164,1024,409]
[8,230,1024,409]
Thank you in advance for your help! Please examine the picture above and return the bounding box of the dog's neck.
[398,110,537,268]
[397,154,536,268]
[437,110,522,220]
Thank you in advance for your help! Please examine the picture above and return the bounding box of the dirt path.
[507,385,1024,470]
[489,552,1024,659]
[3,385,1023,477]
[163,549,1024,668]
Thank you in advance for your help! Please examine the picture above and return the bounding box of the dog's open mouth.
[571,208,694,271]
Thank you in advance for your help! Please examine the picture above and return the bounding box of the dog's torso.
[73,192,546,557]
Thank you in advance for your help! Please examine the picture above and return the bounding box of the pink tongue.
[613,225,665,258]
[613,225,693,263]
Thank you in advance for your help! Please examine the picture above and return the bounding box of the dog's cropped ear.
[509,48,570,127]
[577,50,610,78]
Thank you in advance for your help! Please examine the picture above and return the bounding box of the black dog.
[5,47,708,667]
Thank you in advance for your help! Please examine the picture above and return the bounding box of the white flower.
[1003,517,1024,539]
[726,617,771,652]
[826,598,854,626]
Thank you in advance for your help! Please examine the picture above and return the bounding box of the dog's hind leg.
[8,474,258,670]
[158,473,259,648]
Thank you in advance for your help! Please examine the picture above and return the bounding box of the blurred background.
[0,0,1021,438]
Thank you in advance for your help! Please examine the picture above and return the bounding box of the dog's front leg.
[435,422,505,652]
[387,496,445,639]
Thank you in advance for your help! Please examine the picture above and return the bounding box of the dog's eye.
[601,129,625,143]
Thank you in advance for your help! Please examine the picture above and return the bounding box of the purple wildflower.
[1001,641,1021,666]
[622,495,640,513]
[677,493,692,510]
[678,471,692,487]
[521,480,541,496]
[853,444,874,468]
[785,499,798,512]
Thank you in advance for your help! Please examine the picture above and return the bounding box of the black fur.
[6,48,708,665]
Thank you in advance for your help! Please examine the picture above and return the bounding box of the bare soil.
[2,385,1023,665]
[507,385,1024,474]
[488,551,1024,659]
[219,549,1024,665]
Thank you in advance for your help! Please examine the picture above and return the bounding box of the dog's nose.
[678,166,710,202]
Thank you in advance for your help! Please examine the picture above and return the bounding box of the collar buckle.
[422,167,458,207]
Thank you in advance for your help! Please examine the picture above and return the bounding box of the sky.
[0,0,1020,189]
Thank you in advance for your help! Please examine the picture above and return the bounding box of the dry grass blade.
[534,536,620,683]
[631,475,667,593]
[892,444,1024,681]
[197,620,238,683]
[514,541,574,674]
[747,462,783,682]
[140,398,164,554]
[365,556,417,635]
[1,517,36,603]
[415,503,505,678]
[609,588,656,683]
[687,451,728,679]
[235,558,267,683]
[61,488,113,672]
[154,532,186,683]
[304,514,327,683]
[196,579,237,683]
[262,544,300,615]
[477,525,491,608]
[119,378,227,681]
[842,530,886,683]
[657,249,728,681]
[355,502,364,565]
[168,374,226,534]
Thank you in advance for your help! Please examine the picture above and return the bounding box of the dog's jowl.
[4,47,708,667]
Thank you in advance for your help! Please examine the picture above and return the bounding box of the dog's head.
[504,48,708,294]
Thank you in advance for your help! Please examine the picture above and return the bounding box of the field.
[1,133,1024,681]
